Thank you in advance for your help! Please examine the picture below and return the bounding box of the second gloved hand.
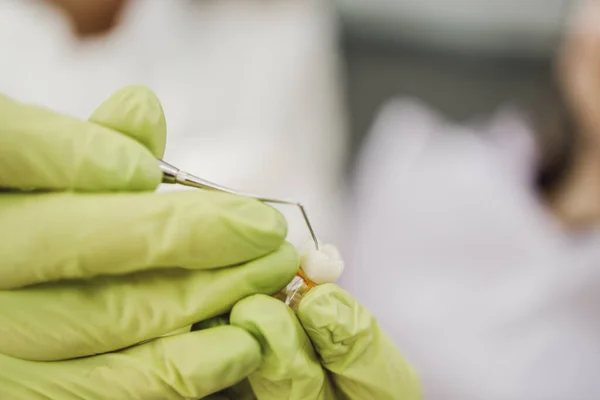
[211,284,421,400]
[0,86,298,399]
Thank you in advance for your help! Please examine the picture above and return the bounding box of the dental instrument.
[158,159,319,250]
[158,159,345,310]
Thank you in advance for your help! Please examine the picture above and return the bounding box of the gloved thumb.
[90,85,167,158]
[0,326,261,400]
[298,284,421,400]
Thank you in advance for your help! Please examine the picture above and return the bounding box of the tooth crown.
[299,242,345,285]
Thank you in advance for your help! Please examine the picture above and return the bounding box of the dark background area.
[340,28,557,173]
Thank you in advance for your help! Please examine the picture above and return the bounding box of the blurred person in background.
[0,0,422,399]
[0,0,347,247]
[342,1,600,399]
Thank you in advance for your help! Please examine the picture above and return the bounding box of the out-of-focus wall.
[335,0,575,172]
[336,0,570,56]
[340,41,554,172]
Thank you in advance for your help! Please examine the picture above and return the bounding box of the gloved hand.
[0,86,298,399]
[207,284,421,400]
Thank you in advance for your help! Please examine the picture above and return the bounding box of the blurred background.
[3,1,600,399]
[339,0,567,170]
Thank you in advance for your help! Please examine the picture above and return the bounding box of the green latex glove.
[217,284,421,400]
[0,86,298,399]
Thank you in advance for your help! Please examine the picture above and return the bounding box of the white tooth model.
[274,241,345,310]
[299,243,345,285]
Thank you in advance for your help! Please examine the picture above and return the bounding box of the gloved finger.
[0,94,160,192]
[0,243,298,361]
[230,294,336,400]
[297,284,421,400]
[90,86,167,158]
[0,326,261,400]
[0,190,287,289]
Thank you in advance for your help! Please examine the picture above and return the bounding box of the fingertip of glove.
[297,283,349,317]
[241,242,299,295]
[209,326,262,370]
[299,287,422,399]
[231,294,291,328]
[154,326,262,394]
[90,85,167,158]
[274,241,301,275]
[297,284,375,361]
[187,191,288,245]
[225,196,289,246]
[163,325,260,361]
[228,299,275,360]
[230,294,307,368]
[114,191,294,271]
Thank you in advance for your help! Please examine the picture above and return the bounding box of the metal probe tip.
[158,159,320,250]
